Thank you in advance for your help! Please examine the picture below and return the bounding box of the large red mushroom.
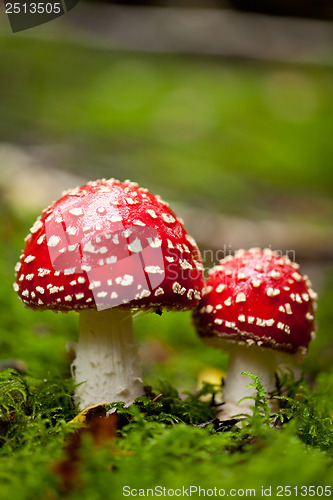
[14,178,204,409]
[193,248,317,419]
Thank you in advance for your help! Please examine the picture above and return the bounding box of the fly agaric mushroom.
[14,178,204,409]
[193,248,317,419]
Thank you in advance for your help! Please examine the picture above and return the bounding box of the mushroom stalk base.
[211,341,278,420]
[72,308,143,410]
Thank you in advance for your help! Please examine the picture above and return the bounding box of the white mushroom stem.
[72,308,144,410]
[205,339,279,420]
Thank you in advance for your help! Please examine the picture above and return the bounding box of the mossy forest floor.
[0,26,333,500]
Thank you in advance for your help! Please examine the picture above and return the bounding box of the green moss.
[0,369,75,452]
[0,365,331,500]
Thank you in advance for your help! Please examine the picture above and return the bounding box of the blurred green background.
[0,2,332,392]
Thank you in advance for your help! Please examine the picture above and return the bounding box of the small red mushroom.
[193,248,317,419]
[14,178,204,409]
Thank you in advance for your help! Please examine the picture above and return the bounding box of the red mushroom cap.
[14,179,204,312]
[193,248,317,355]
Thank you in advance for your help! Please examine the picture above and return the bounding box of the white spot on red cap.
[38,268,50,277]
[145,266,164,274]
[136,289,151,299]
[37,235,45,245]
[172,282,182,294]
[30,220,43,234]
[147,209,157,218]
[295,294,303,304]
[194,260,204,272]
[148,237,162,248]
[285,303,293,315]
[179,260,193,270]
[125,197,138,205]
[128,238,143,254]
[89,281,101,290]
[24,255,36,263]
[162,214,176,224]
[66,226,77,236]
[225,321,236,329]
[216,284,225,293]
[81,265,92,272]
[69,207,84,216]
[106,256,117,264]
[83,241,97,254]
[64,268,76,275]
[309,289,318,300]
[235,292,246,303]
[108,215,123,223]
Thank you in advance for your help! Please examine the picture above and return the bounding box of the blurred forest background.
[0,0,332,391]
